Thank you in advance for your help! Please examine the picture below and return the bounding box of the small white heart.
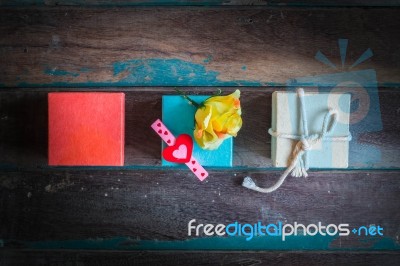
[172,144,187,159]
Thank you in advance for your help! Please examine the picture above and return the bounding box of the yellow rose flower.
[194,90,242,150]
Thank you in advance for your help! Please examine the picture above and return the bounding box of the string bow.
[242,88,352,193]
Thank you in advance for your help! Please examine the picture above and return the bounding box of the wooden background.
[0,1,400,265]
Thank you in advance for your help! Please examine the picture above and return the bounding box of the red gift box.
[48,92,125,166]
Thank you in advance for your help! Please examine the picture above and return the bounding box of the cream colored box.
[271,91,351,168]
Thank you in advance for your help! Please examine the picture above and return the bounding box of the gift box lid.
[48,92,125,166]
[162,95,233,167]
[271,90,351,168]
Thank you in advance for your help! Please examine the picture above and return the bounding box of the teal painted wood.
[1,9,400,87]
[1,169,399,251]
[112,59,264,87]
[5,58,398,88]
[3,235,400,251]
[162,95,233,167]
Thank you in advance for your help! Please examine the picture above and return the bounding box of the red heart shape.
[162,134,193,164]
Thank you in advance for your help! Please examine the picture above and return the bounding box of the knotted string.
[242,88,352,193]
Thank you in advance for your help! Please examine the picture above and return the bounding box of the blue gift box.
[162,95,233,167]
[271,90,351,168]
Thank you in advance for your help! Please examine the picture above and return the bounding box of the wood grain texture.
[0,4,399,262]
[0,87,398,169]
[1,0,400,7]
[0,169,399,250]
[0,8,399,87]
[258,0,400,6]
[1,250,400,266]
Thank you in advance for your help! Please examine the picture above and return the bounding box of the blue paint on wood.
[162,95,233,167]
[1,58,398,88]
[4,58,271,87]
[203,56,213,64]
[371,237,400,249]
[44,68,79,77]
[112,58,263,87]
[79,67,91,73]
[127,235,338,250]
[6,235,400,251]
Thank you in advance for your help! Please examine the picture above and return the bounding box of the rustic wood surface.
[1,0,400,7]
[0,87,398,169]
[1,4,400,265]
[1,250,400,266]
[1,169,399,250]
[0,7,399,87]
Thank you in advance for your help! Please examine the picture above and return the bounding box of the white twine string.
[242,88,352,193]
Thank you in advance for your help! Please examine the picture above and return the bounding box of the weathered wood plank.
[1,0,400,7]
[1,169,399,250]
[0,87,398,169]
[0,8,399,87]
[259,0,400,6]
[268,0,400,7]
[1,250,400,266]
